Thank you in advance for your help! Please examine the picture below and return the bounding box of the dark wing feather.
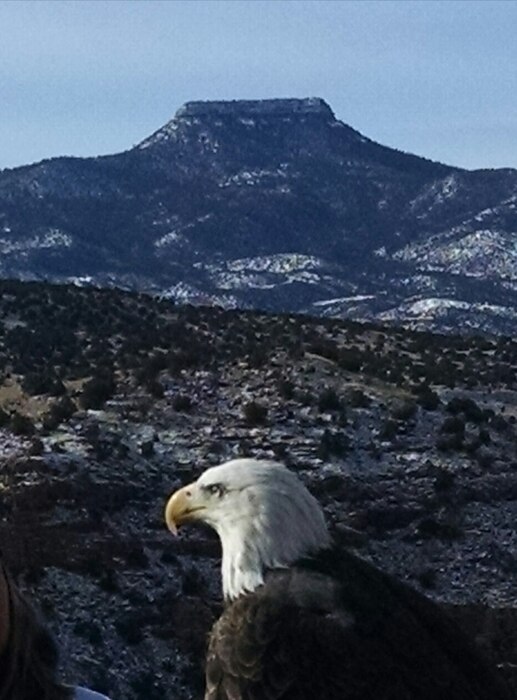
[205,567,381,700]
[205,549,513,700]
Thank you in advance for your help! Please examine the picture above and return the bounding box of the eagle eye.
[205,483,225,497]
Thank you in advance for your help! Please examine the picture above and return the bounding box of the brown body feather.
[205,546,512,700]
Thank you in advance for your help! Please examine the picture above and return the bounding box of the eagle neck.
[217,521,330,601]
[218,521,267,601]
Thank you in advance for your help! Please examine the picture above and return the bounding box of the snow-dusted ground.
[379,297,517,322]
[313,295,376,307]
[394,229,517,281]
[158,282,239,309]
[218,166,288,188]
[154,215,213,249]
[201,253,326,290]
[0,229,72,255]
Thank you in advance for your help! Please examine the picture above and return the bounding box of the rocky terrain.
[1,98,517,333]
[0,280,517,697]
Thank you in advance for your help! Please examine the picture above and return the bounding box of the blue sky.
[1,0,517,170]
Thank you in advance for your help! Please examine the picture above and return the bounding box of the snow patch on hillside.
[0,229,72,254]
[394,230,517,280]
[201,253,325,290]
[218,167,288,188]
[154,215,213,248]
[379,297,517,322]
[138,120,180,149]
[224,253,322,274]
[154,231,183,248]
[158,282,239,309]
[313,295,375,307]
[409,173,461,215]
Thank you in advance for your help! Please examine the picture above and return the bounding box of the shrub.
[317,387,342,413]
[115,616,144,645]
[129,672,164,700]
[440,416,465,435]
[43,396,77,430]
[28,437,44,456]
[182,566,206,596]
[236,439,253,457]
[476,447,495,470]
[417,568,437,590]
[446,396,483,423]
[391,399,417,421]
[243,401,268,425]
[317,429,350,460]
[247,347,268,369]
[146,379,165,399]
[478,428,491,445]
[490,415,509,432]
[338,348,363,372]
[296,390,314,407]
[433,468,455,493]
[416,389,440,411]
[348,389,370,408]
[9,412,35,436]
[379,419,398,441]
[126,545,149,568]
[167,348,201,374]
[308,340,340,363]
[73,620,103,646]
[0,409,9,427]
[139,439,154,457]
[278,379,295,400]
[97,568,119,593]
[80,370,115,410]
[135,353,168,385]
[172,394,192,412]
[22,371,65,397]
[416,517,462,540]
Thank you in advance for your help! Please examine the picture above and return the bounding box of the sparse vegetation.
[1,280,517,698]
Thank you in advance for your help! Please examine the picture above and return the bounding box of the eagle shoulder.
[204,567,355,700]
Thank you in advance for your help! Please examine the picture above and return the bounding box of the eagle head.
[165,458,330,600]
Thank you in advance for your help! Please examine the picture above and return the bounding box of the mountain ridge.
[1,97,516,334]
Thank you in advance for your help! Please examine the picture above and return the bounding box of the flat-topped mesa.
[137,97,342,151]
[175,97,335,120]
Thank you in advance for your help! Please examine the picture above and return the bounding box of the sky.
[1,0,517,171]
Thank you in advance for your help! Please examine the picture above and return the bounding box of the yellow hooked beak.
[164,483,205,535]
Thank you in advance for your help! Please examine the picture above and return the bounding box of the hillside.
[1,281,517,698]
[1,98,517,333]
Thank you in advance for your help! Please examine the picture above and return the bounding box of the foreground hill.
[1,98,517,333]
[0,281,517,698]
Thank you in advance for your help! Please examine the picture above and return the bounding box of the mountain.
[1,97,517,334]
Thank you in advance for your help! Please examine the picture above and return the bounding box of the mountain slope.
[1,281,517,698]
[1,97,517,333]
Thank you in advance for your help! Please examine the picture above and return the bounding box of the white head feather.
[193,458,331,600]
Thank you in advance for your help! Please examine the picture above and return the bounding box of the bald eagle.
[165,459,511,700]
